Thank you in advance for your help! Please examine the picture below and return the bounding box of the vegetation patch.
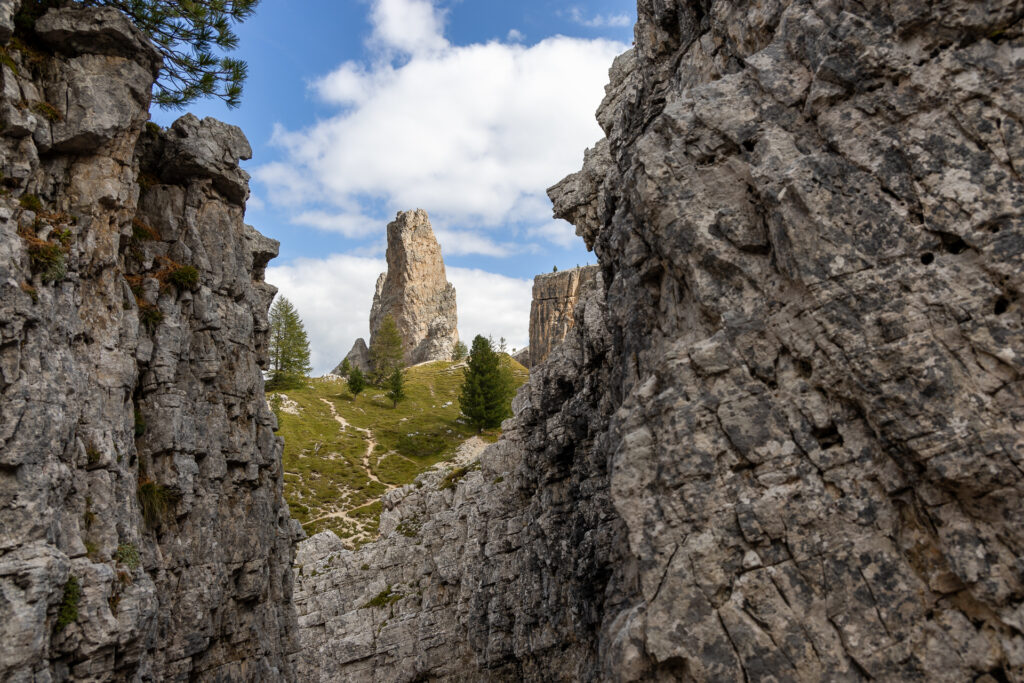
[131,217,161,242]
[55,576,81,631]
[139,304,164,332]
[438,462,481,491]
[20,281,38,304]
[18,193,42,212]
[362,585,402,609]
[137,478,174,528]
[31,100,61,122]
[115,543,141,570]
[168,264,199,291]
[396,515,422,538]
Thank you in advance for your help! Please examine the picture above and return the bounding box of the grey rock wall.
[527,265,600,367]
[0,6,297,680]
[293,0,1024,681]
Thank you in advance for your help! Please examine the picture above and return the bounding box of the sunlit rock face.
[0,5,298,679]
[527,265,601,367]
[369,209,459,366]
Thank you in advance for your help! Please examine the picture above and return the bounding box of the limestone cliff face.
[0,6,297,680]
[369,210,458,365]
[294,0,1024,680]
[527,265,600,367]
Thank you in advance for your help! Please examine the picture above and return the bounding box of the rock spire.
[368,209,458,365]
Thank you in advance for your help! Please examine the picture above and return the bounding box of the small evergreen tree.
[370,314,404,384]
[452,340,468,362]
[385,368,406,408]
[339,358,352,376]
[459,335,516,432]
[347,367,366,399]
[267,296,312,389]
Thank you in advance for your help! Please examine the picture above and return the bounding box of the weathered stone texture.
[527,265,600,367]
[294,0,1024,681]
[0,6,297,680]
[333,337,371,376]
[369,209,459,365]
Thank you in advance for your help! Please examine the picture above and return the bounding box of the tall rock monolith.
[368,210,458,365]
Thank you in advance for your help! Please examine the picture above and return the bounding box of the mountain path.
[319,398,394,490]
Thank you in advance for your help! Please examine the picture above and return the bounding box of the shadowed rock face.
[367,210,458,366]
[527,266,601,367]
[0,6,298,680]
[292,0,1024,681]
[369,210,459,365]
[333,338,371,375]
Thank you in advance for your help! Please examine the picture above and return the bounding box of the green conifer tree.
[385,367,406,408]
[267,296,312,389]
[347,367,366,399]
[458,335,516,432]
[370,315,404,384]
[452,340,468,362]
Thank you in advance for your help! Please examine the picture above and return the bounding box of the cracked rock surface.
[0,5,297,680]
[294,0,1024,680]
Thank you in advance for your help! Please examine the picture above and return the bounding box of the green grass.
[272,359,527,545]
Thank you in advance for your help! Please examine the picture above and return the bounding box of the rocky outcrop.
[527,265,600,367]
[293,0,1024,680]
[332,338,371,376]
[0,6,297,680]
[369,210,458,365]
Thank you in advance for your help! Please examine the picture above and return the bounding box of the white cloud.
[267,255,533,375]
[506,28,525,43]
[370,0,449,55]
[254,0,626,256]
[526,220,579,248]
[291,210,378,238]
[448,266,532,352]
[433,229,519,258]
[569,8,633,28]
[246,193,265,211]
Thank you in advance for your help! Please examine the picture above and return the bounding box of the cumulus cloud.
[506,28,525,43]
[254,0,626,255]
[370,0,449,55]
[448,266,532,352]
[569,8,633,28]
[267,254,532,375]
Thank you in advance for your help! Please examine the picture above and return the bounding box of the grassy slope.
[270,359,528,546]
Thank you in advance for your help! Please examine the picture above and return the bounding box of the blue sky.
[152,0,634,372]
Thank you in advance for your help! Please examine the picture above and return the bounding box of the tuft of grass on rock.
[31,100,61,122]
[361,585,402,609]
[55,576,81,631]
[168,265,199,291]
[137,478,173,528]
[115,543,141,570]
[19,193,42,212]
